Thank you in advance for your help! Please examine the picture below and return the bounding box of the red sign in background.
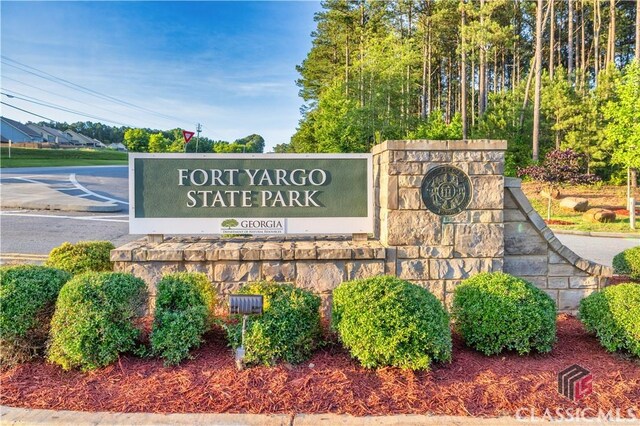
[182,130,195,144]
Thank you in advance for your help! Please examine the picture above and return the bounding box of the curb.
[0,253,47,265]
[1,200,121,213]
[1,406,632,426]
[551,229,640,239]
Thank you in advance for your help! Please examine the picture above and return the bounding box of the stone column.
[373,139,507,303]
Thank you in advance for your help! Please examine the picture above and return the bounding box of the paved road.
[1,165,128,202]
[1,166,135,255]
[556,233,639,267]
[1,165,638,264]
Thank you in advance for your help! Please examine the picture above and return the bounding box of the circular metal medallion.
[421,165,472,216]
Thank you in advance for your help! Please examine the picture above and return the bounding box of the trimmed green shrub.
[226,282,321,366]
[612,246,640,280]
[151,273,217,366]
[48,272,147,371]
[46,240,114,275]
[579,283,640,357]
[0,265,71,366]
[332,276,451,370]
[452,272,557,355]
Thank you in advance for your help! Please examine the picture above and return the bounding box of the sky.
[0,1,322,151]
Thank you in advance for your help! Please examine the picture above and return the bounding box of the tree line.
[282,0,639,181]
[122,129,265,153]
[36,121,265,154]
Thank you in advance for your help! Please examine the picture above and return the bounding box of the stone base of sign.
[112,140,612,316]
[112,237,386,314]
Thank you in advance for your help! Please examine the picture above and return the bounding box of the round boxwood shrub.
[579,283,640,357]
[0,265,71,367]
[48,272,147,371]
[151,273,217,366]
[332,276,451,371]
[452,272,557,355]
[226,282,321,366]
[612,246,640,280]
[46,240,114,275]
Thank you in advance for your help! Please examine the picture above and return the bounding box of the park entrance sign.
[116,141,613,315]
[129,153,373,235]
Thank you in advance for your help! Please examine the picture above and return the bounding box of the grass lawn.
[522,182,639,234]
[0,147,128,168]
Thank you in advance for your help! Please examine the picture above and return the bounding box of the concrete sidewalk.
[0,182,121,212]
[2,406,637,426]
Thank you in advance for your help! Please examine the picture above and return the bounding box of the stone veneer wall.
[111,238,387,314]
[112,140,611,315]
[503,177,612,311]
[373,140,506,307]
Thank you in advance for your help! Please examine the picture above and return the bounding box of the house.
[0,118,109,148]
[108,142,127,152]
[26,124,73,145]
[91,137,107,149]
[64,130,101,147]
[0,117,44,143]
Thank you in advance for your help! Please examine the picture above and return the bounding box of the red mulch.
[545,219,575,225]
[1,315,638,417]
[608,276,640,286]
[613,208,640,217]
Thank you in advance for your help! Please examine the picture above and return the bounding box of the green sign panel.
[130,154,373,235]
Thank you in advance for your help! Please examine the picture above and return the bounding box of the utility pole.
[195,123,202,153]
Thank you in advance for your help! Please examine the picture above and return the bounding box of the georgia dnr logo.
[558,364,593,401]
[220,218,285,235]
[421,165,472,216]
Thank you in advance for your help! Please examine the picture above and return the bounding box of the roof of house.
[65,130,100,146]
[91,137,107,148]
[39,125,73,143]
[26,124,47,136]
[26,124,72,143]
[1,116,42,139]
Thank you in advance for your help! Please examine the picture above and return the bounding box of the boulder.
[583,208,616,223]
[559,197,589,212]
[540,187,561,199]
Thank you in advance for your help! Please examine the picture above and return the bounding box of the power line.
[1,61,121,105]
[1,89,133,126]
[1,55,192,125]
[1,102,57,122]
[1,91,133,127]
[1,56,188,123]
[2,75,160,126]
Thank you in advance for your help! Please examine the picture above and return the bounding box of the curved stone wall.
[503,178,612,310]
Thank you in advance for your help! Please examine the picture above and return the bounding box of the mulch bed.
[608,276,640,286]
[1,315,638,417]
[545,219,575,226]
[612,208,640,217]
